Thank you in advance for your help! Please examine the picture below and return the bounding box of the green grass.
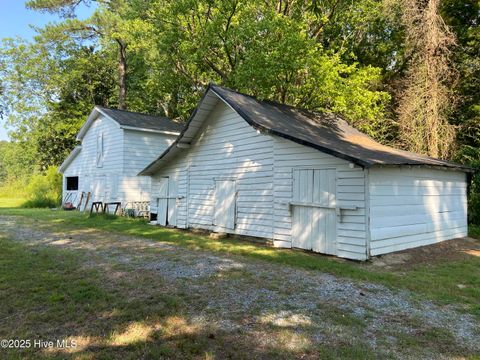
[0,197,27,208]
[0,234,365,359]
[1,207,480,318]
[0,235,215,359]
[0,206,479,358]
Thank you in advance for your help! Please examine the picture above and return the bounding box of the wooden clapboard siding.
[123,130,176,174]
[62,115,124,203]
[368,167,468,256]
[62,114,177,205]
[117,176,151,202]
[273,137,368,260]
[151,101,274,237]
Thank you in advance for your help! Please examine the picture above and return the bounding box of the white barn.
[140,85,473,260]
[59,106,183,209]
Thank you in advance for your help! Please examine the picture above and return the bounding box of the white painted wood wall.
[151,100,368,260]
[368,167,468,256]
[150,96,469,260]
[62,115,176,206]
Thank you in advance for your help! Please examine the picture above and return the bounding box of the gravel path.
[0,216,479,359]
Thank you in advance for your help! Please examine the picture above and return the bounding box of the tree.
[134,0,390,133]
[396,0,457,159]
[27,0,132,109]
[0,37,117,170]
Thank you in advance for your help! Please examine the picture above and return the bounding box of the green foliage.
[0,0,479,221]
[21,167,62,208]
[455,145,480,225]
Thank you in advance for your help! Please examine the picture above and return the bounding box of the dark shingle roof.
[139,84,473,175]
[211,85,472,171]
[97,106,184,133]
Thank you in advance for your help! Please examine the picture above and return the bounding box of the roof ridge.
[96,105,170,120]
[210,84,346,120]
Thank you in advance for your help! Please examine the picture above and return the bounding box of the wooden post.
[76,192,84,211]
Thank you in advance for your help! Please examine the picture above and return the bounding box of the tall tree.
[136,0,390,134]
[27,0,131,109]
[396,0,457,158]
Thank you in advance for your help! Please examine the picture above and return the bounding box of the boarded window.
[96,133,104,167]
[66,176,79,191]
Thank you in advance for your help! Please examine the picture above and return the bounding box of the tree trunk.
[117,40,127,110]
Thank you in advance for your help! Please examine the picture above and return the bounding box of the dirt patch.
[370,237,480,270]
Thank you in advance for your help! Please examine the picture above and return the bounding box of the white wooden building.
[59,106,183,209]
[140,85,473,260]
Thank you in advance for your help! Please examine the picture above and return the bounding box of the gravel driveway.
[0,215,478,359]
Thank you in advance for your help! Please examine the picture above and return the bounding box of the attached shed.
[59,106,183,208]
[140,85,473,260]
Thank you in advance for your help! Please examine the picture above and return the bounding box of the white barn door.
[156,177,169,226]
[156,177,178,227]
[292,169,337,255]
[214,179,236,230]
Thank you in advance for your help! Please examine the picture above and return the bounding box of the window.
[96,133,104,167]
[66,176,79,191]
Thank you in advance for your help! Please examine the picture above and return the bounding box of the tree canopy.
[0,0,479,193]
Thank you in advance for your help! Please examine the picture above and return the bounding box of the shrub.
[455,145,480,225]
[21,167,62,208]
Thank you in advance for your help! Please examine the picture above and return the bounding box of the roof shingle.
[97,106,184,133]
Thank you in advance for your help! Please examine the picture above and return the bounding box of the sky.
[0,0,95,141]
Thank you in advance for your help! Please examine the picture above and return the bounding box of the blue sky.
[0,0,95,141]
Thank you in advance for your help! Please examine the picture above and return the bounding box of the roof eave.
[138,84,216,176]
[120,125,180,136]
[58,146,82,174]
[370,163,476,173]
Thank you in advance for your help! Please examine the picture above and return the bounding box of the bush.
[21,167,62,208]
[455,145,480,225]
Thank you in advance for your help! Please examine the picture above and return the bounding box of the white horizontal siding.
[62,115,124,204]
[62,114,175,206]
[117,176,151,203]
[152,101,274,237]
[273,137,368,260]
[368,167,468,256]
[123,130,176,174]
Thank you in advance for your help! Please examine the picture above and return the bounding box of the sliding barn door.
[291,169,337,255]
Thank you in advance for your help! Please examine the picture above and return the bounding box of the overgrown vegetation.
[21,167,62,208]
[0,166,61,208]
[0,0,479,218]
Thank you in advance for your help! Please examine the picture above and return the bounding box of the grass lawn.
[0,234,219,359]
[1,206,479,321]
[1,208,479,358]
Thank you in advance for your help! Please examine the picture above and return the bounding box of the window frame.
[66,176,79,191]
